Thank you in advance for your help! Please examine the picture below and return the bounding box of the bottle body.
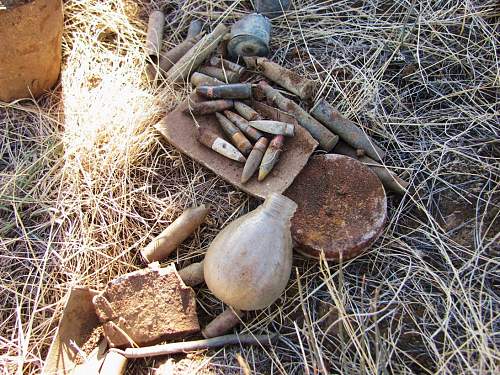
[204,194,296,311]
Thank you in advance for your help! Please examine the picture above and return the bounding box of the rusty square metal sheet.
[155,95,318,199]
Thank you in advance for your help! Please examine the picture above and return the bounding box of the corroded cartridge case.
[311,99,386,162]
[257,81,338,151]
[187,19,203,38]
[228,13,271,58]
[197,128,246,163]
[197,66,240,83]
[209,56,246,75]
[334,141,408,195]
[247,57,316,101]
[215,113,253,155]
[183,99,234,115]
[223,110,264,141]
[146,10,165,61]
[190,72,225,87]
[166,24,228,83]
[259,135,284,181]
[158,33,204,73]
[197,84,252,100]
[249,120,294,137]
[234,101,263,121]
[242,137,269,183]
[141,205,210,262]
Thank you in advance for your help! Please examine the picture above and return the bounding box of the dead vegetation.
[0,0,498,373]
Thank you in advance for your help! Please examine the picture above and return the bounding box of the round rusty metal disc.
[285,154,387,261]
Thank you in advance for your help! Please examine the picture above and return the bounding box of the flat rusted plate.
[155,94,318,199]
[285,154,387,261]
[94,264,200,348]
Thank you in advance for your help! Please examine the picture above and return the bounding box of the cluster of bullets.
[184,63,294,183]
[146,10,409,193]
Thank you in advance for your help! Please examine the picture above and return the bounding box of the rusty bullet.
[145,10,165,61]
[257,81,338,151]
[141,205,210,263]
[166,24,228,83]
[234,101,263,121]
[311,99,386,162]
[223,110,263,141]
[190,72,224,87]
[215,113,253,155]
[158,33,204,73]
[183,99,234,115]
[245,57,316,100]
[259,135,284,181]
[197,127,246,163]
[197,83,252,100]
[209,56,245,75]
[197,66,240,83]
[241,137,269,183]
[249,120,294,137]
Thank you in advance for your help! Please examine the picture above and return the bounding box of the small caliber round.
[249,120,294,137]
[234,101,262,121]
[241,137,269,183]
[197,84,252,100]
[258,135,284,181]
[215,113,253,156]
[190,72,224,87]
[183,99,234,115]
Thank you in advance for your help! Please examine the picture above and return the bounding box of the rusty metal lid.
[285,154,387,261]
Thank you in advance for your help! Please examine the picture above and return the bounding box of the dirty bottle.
[204,193,297,311]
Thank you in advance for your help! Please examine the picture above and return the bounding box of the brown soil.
[285,154,387,260]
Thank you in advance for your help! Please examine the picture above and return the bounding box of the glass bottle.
[204,193,297,310]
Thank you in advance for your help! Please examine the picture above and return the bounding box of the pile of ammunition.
[145,11,409,193]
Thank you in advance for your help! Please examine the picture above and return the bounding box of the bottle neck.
[262,193,297,221]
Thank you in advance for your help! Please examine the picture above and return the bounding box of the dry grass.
[1,0,499,374]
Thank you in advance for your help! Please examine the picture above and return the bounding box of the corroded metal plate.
[285,154,387,261]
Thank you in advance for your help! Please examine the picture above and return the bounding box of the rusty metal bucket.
[0,0,63,101]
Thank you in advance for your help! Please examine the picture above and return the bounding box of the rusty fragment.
[183,99,234,115]
[197,83,252,99]
[92,264,200,348]
[246,57,316,100]
[259,135,284,181]
[285,154,387,261]
[311,99,385,162]
[197,66,240,83]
